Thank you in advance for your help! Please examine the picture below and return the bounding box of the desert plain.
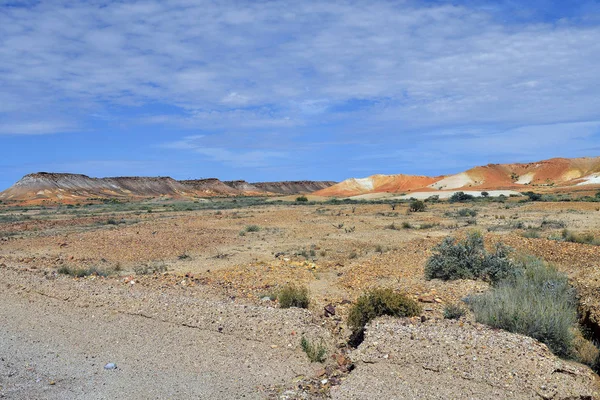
[1,194,600,399]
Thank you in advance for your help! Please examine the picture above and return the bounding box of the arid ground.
[1,197,600,399]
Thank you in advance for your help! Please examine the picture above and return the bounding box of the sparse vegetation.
[134,262,168,275]
[277,284,310,309]
[443,303,466,320]
[424,232,514,283]
[521,229,541,239]
[469,258,577,358]
[300,336,327,363]
[401,221,412,229]
[540,219,566,229]
[348,288,421,346]
[560,229,600,246]
[296,195,308,202]
[58,265,110,278]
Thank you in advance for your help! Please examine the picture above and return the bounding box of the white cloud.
[0,0,598,143]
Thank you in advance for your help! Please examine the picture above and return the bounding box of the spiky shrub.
[278,284,309,309]
[443,303,466,320]
[469,258,577,358]
[409,199,426,212]
[424,232,514,283]
[348,288,421,345]
[300,337,327,363]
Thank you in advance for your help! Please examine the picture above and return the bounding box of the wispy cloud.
[162,135,288,167]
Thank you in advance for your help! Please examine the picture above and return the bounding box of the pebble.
[104,363,117,370]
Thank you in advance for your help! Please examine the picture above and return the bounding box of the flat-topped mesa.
[252,181,337,194]
[2,172,189,202]
[222,180,265,194]
[178,179,241,195]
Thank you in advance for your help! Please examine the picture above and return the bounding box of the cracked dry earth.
[1,200,600,398]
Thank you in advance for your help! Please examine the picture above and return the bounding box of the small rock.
[49,381,55,385]
[324,304,336,317]
[261,296,272,302]
[104,363,117,370]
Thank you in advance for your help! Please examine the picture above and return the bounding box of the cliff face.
[251,181,336,194]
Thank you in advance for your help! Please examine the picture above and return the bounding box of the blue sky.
[1,0,600,190]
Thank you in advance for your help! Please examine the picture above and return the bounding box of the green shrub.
[300,337,327,363]
[424,232,514,283]
[449,192,474,202]
[401,221,412,229]
[523,191,542,201]
[278,285,309,309]
[348,288,421,345]
[469,258,577,358]
[245,225,261,232]
[296,195,309,202]
[457,208,477,217]
[409,199,426,212]
[443,303,466,320]
[481,191,489,197]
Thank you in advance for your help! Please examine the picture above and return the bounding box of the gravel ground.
[332,317,600,400]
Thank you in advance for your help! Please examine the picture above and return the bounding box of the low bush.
[469,258,577,358]
[540,219,566,229]
[245,225,261,232]
[58,265,109,278]
[134,262,167,275]
[409,199,426,212]
[296,195,309,202]
[561,229,600,246]
[424,232,514,283]
[449,192,474,203]
[457,208,478,217]
[348,288,421,346]
[278,284,310,309]
[443,303,466,320]
[300,337,327,363]
[521,229,541,239]
[401,221,412,229]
